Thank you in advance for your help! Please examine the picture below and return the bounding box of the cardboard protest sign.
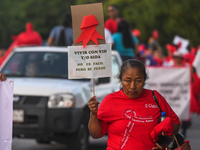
[69,3,111,81]
[0,80,14,150]
[146,67,190,121]
[71,3,105,47]
[68,44,111,79]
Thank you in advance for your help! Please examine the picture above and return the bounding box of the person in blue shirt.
[47,14,73,47]
[112,20,139,62]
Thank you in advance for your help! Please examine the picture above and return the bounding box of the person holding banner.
[0,73,13,150]
[88,59,180,150]
[0,73,6,81]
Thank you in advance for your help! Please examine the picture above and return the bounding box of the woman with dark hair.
[112,20,139,62]
[47,14,73,46]
[88,59,180,150]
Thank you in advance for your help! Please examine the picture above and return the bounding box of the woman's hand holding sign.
[88,96,99,114]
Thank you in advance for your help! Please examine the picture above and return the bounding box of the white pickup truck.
[0,46,122,150]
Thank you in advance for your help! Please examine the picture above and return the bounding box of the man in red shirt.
[105,5,122,34]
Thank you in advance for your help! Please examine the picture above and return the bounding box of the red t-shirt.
[191,72,200,114]
[105,18,122,34]
[154,57,163,66]
[98,89,180,150]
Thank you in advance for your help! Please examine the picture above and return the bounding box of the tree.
[1,0,200,50]
[0,0,75,47]
[103,0,200,50]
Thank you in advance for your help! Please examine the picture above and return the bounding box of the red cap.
[152,30,158,40]
[190,47,196,55]
[166,44,177,54]
[132,29,141,37]
[26,22,33,32]
[138,44,145,51]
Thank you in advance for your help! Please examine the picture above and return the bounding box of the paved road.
[12,114,199,150]
[184,113,200,149]
[12,136,107,150]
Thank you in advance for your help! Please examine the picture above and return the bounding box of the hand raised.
[0,73,6,82]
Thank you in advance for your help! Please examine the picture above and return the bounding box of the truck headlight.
[48,94,75,108]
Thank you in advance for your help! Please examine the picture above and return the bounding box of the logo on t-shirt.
[121,109,154,149]
[122,109,153,123]
[145,104,159,109]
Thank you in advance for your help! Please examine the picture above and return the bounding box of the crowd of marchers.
[0,3,200,141]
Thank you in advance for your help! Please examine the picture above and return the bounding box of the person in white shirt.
[104,28,113,45]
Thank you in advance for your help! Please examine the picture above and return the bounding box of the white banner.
[146,67,190,120]
[0,80,14,150]
[193,50,200,78]
[68,44,111,79]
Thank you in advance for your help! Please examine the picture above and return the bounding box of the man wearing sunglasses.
[105,4,123,34]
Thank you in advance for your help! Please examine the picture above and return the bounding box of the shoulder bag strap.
[152,90,162,112]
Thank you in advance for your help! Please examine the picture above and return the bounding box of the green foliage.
[103,0,200,50]
[76,0,107,5]
[0,0,75,47]
[0,0,200,50]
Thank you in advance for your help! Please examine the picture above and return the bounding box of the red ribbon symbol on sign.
[75,15,104,48]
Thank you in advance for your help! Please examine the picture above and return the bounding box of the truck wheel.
[68,123,89,150]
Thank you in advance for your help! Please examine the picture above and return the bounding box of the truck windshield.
[2,52,69,79]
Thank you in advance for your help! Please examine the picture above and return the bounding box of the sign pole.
[92,78,95,96]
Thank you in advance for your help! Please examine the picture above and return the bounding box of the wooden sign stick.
[92,78,95,96]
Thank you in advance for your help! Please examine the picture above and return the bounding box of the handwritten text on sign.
[68,44,111,79]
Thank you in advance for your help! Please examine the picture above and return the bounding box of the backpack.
[56,27,67,46]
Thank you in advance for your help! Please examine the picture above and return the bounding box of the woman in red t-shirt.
[88,59,180,150]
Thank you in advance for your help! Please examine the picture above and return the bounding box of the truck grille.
[13,95,48,105]
[23,96,41,105]
[13,96,48,125]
